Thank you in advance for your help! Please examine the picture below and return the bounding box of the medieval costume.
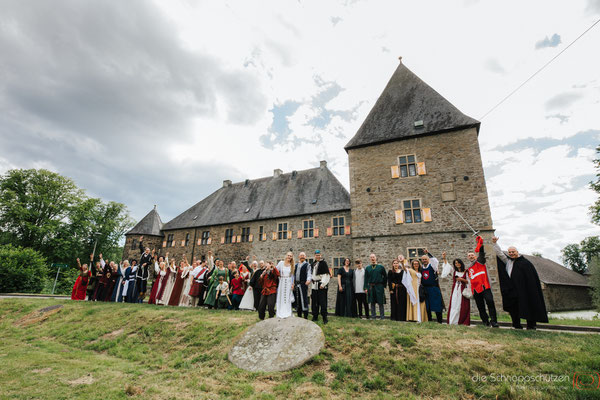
[86,259,101,301]
[158,262,177,305]
[249,265,266,310]
[148,260,162,305]
[102,263,119,302]
[179,264,193,307]
[93,258,110,302]
[230,276,245,310]
[258,267,279,320]
[189,263,209,307]
[110,263,126,302]
[310,254,330,323]
[275,261,294,318]
[365,263,387,320]
[215,280,230,309]
[494,242,548,329]
[133,261,149,303]
[468,237,498,327]
[335,265,356,317]
[168,264,186,306]
[238,285,255,310]
[388,268,407,321]
[205,266,229,308]
[124,262,139,303]
[405,267,425,322]
[71,261,91,301]
[446,262,470,326]
[154,266,171,305]
[294,259,312,318]
[353,265,369,319]
[421,253,443,323]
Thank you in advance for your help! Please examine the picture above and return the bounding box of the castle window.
[403,199,422,223]
[201,231,210,245]
[258,225,265,241]
[184,233,190,247]
[398,155,417,177]
[303,219,314,238]
[225,228,234,244]
[332,257,346,275]
[407,247,427,260]
[277,223,288,240]
[241,227,250,242]
[166,234,174,247]
[131,239,137,250]
[332,216,345,236]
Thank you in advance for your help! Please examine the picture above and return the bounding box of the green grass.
[0,298,599,399]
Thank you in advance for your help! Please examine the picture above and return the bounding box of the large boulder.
[228,317,324,372]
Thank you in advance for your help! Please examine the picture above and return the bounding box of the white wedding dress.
[275,261,294,318]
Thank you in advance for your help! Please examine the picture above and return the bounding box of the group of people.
[71,235,548,330]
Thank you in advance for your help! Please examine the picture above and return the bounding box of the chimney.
[320,160,327,168]
[223,180,232,187]
[153,204,157,210]
[274,169,283,177]
[398,56,402,63]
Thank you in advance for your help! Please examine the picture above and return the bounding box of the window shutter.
[249,234,253,242]
[422,208,432,222]
[220,237,225,244]
[162,241,167,248]
[395,210,404,224]
[171,241,175,247]
[297,230,303,239]
[207,238,212,245]
[231,236,236,244]
[314,228,319,238]
[327,227,333,236]
[181,240,185,247]
[287,230,292,239]
[391,165,400,179]
[345,225,351,235]
[272,232,277,241]
[236,235,241,243]
[197,239,201,246]
[417,162,426,175]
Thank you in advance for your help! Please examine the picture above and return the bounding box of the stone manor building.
[124,59,502,310]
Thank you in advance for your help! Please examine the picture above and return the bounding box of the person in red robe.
[71,258,91,300]
[445,255,470,326]
[168,257,188,306]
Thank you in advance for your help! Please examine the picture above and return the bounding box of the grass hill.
[0,298,598,399]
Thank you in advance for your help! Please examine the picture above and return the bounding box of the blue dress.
[421,264,442,313]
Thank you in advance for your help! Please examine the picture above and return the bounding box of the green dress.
[364,264,387,305]
[204,268,229,307]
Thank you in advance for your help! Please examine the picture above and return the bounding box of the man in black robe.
[294,252,312,319]
[137,237,153,303]
[311,250,330,324]
[492,237,548,330]
[249,260,266,311]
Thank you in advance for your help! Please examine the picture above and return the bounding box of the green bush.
[0,244,49,293]
[590,256,600,311]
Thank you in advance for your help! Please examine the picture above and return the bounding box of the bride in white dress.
[275,252,295,318]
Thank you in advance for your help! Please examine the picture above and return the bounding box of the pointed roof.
[345,60,480,151]
[126,206,163,236]
[162,162,350,231]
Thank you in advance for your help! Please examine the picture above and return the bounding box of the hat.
[314,250,321,254]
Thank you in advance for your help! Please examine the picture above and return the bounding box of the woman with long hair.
[406,259,427,322]
[335,257,356,317]
[275,252,295,318]
[446,254,471,325]
[388,259,407,321]
[158,259,177,305]
[71,258,91,300]
[205,259,228,309]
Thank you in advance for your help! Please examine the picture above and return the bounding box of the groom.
[294,252,312,319]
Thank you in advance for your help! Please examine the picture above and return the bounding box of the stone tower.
[345,59,501,309]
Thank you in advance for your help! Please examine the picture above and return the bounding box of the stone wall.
[542,284,593,312]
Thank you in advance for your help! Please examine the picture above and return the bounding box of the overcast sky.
[1,0,599,263]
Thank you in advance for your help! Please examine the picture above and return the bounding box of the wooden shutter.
[345,225,351,235]
[171,241,175,247]
[231,236,236,244]
[395,210,404,224]
[422,208,432,222]
[287,230,292,239]
[417,162,426,175]
[207,238,212,245]
[327,227,333,236]
[181,240,185,247]
[162,241,167,248]
[197,239,201,246]
[314,228,319,238]
[272,232,277,241]
[236,235,241,243]
[391,165,400,179]
[249,234,253,242]
[297,230,303,239]
[220,237,225,244]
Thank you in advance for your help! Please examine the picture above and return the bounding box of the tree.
[561,236,600,275]
[589,256,600,311]
[591,145,600,225]
[0,169,134,293]
[0,245,48,293]
[532,252,543,257]
[562,243,587,274]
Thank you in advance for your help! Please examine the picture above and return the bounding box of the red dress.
[168,268,186,306]
[71,270,91,300]
[446,270,471,326]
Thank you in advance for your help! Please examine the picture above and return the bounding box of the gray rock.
[228,317,324,373]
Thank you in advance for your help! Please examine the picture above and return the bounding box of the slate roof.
[502,254,590,287]
[345,61,480,151]
[126,206,163,236]
[162,164,351,231]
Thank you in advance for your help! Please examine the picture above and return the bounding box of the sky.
[0,0,599,263]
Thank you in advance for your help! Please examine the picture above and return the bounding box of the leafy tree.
[589,256,600,311]
[561,236,600,275]
[591,145,600,225]
[532,252,543,257]
[0,245,48,293]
